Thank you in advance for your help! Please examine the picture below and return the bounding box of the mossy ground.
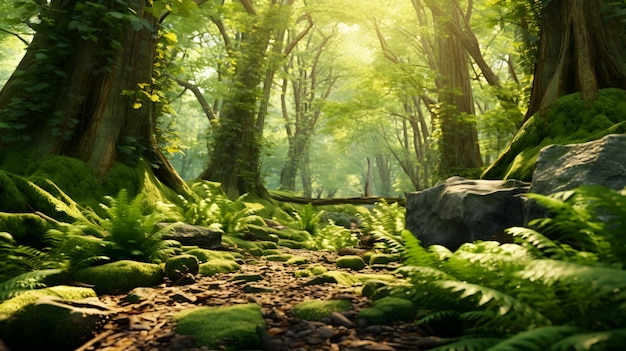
[291,299,353,321]
[198,259,241,276]
[175,303,265,350]
[483,88,626,180]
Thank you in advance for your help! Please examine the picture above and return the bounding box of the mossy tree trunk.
[427,0,483,174]
[526,0,626,119]
[0,0,188,194]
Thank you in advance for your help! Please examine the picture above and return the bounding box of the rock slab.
[405,177,529,250]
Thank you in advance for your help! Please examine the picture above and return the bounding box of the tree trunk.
[430,0,483,173]
[526,0,626,119]
[0,0,188,194]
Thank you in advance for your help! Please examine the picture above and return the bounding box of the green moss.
[198,259,240,276]
[175,303,265,351]
[336,255,366,270]
[322,271,398,287]
[369,254,400,266]
[0,212,50,247]
[223,235,261,249]
[278,238,311,249]
[185,248,236,262]
[285,255,308,265]
[483,88,626,181]
[357,297,416,324]
[291,299,353,321]
[0,286,96,319]
[165,254,200,282]
[71,260,164,295]
[265,254,293,262]
[294,264,328,278]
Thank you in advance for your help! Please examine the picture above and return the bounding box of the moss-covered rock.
[198,259,240,276]
[0,295,112,351]
[358,297,416,324]
[175,303,265,351]
[369,254,400,266]
[165,254,199,283]
[483,88,626,181]
[185,247,237,262]
[278,238,310,249]
[71,260,164,295]
[265,254,293,262]
[291,299,353,321]
[0,212,50,247]
[294,264,328,278]
[361,279,389,299]
[285,255,308,265]
[0,286,96,319]
[336,255,366,270]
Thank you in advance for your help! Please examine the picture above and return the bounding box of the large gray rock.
[405,177,529,250]
[161,222,223,249]
[531,134,626,195]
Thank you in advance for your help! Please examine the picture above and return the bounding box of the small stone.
[330,312,354,328]
[169,292,197,303]
[242,284,275,293]
[363,343,397,351]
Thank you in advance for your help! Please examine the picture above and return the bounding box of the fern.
[401,229,437,267]
[485,326,582,351]
[0,269,63,300]
[431,337,503,351]
[359,201,405,252]
[292,203,323,235]
[550,328,626,351]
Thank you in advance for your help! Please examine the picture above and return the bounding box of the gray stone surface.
[161,222,223,249]
[405,177,529,250]
[531,134,626,195]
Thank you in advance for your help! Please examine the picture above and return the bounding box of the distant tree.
[0,0,194,194]
[526,0,626,119]
[197,0,298,199]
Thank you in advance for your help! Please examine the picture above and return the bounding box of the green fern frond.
[435,280,551,327]
[401,229,436,267]
[0,269,62,300]
[507,227,568,259]
[549,328,626,351]
[418,310,461,324]
[430,337,503,351]
[485,326,582,351]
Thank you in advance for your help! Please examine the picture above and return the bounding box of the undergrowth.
[394,185,626,350]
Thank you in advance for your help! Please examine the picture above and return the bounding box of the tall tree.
[526,0,626,119]
[197,0,296,199]
[278,27,337,195]
[0,0,191,194]
[422,0,483,173]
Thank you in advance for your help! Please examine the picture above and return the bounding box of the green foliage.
[291,299,353,321]
[394,185,626,349]
[177,182,266,236]
[96,189,181,263]
[358,201,406,253]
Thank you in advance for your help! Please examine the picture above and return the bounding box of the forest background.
[0,0,535,198]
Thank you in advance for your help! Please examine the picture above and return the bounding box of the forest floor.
[74,247,446,351]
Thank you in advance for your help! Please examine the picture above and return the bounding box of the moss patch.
[175,303,265,350]
[71,260,164,295]
[198,259,240,276]
[294,264,328,278]
[336,255,366,270]
[322,271,398,287]
[285,255,308,265]
[184,247,237,262]
[0,286,96,319]
[291,299,353,321]
[358,297,416,324]
[165,254,199,282]
[369,254,400,266]
[483,88,626,180]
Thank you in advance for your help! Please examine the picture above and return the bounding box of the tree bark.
[526,0,626,119]
[0,0,188,195]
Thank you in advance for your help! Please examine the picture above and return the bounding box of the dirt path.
[76,248,444,351]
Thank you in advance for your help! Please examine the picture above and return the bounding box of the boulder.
[160,222,223,249]
[71,260,164,295]
[405,177,529,250]
[531,134,626,195]
[0,296,114,351]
